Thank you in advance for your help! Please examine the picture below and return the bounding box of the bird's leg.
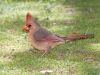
[41,50,49,57]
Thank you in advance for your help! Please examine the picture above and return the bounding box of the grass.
[0,0,100,75]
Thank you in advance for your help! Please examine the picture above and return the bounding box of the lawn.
[0,0,100,75]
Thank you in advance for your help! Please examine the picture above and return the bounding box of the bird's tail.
[62,34,94,41]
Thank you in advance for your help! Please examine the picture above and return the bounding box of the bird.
[22,13,94,56]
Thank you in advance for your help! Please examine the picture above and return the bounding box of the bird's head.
[22,13,40,32]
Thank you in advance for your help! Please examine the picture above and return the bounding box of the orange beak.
[22,25,29,31]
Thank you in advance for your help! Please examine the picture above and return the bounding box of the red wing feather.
[34,28,64,42]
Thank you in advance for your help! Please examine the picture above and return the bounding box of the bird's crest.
[26,13,34,20]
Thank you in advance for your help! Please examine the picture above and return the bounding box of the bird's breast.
[28,33,52,50]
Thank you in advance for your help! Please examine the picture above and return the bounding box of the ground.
[0,0,100,75]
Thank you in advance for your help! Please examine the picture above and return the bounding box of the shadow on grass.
[84,68,100,75]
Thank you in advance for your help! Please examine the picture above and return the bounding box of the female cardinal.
[22,13,94,56]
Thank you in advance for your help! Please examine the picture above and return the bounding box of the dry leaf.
[7,28,16,32]
[40,69,53,74]
[83,57,96,62]
[65,20,71,26]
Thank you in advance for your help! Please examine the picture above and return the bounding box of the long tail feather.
[64,34,94,41]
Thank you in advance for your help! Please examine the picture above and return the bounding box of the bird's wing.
[34,28,64,42]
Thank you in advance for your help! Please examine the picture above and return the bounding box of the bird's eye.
[28,25,31,28]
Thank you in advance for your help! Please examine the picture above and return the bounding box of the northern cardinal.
[22,13,94,56]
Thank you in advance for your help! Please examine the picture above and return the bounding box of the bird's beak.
[22,25,29,31]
